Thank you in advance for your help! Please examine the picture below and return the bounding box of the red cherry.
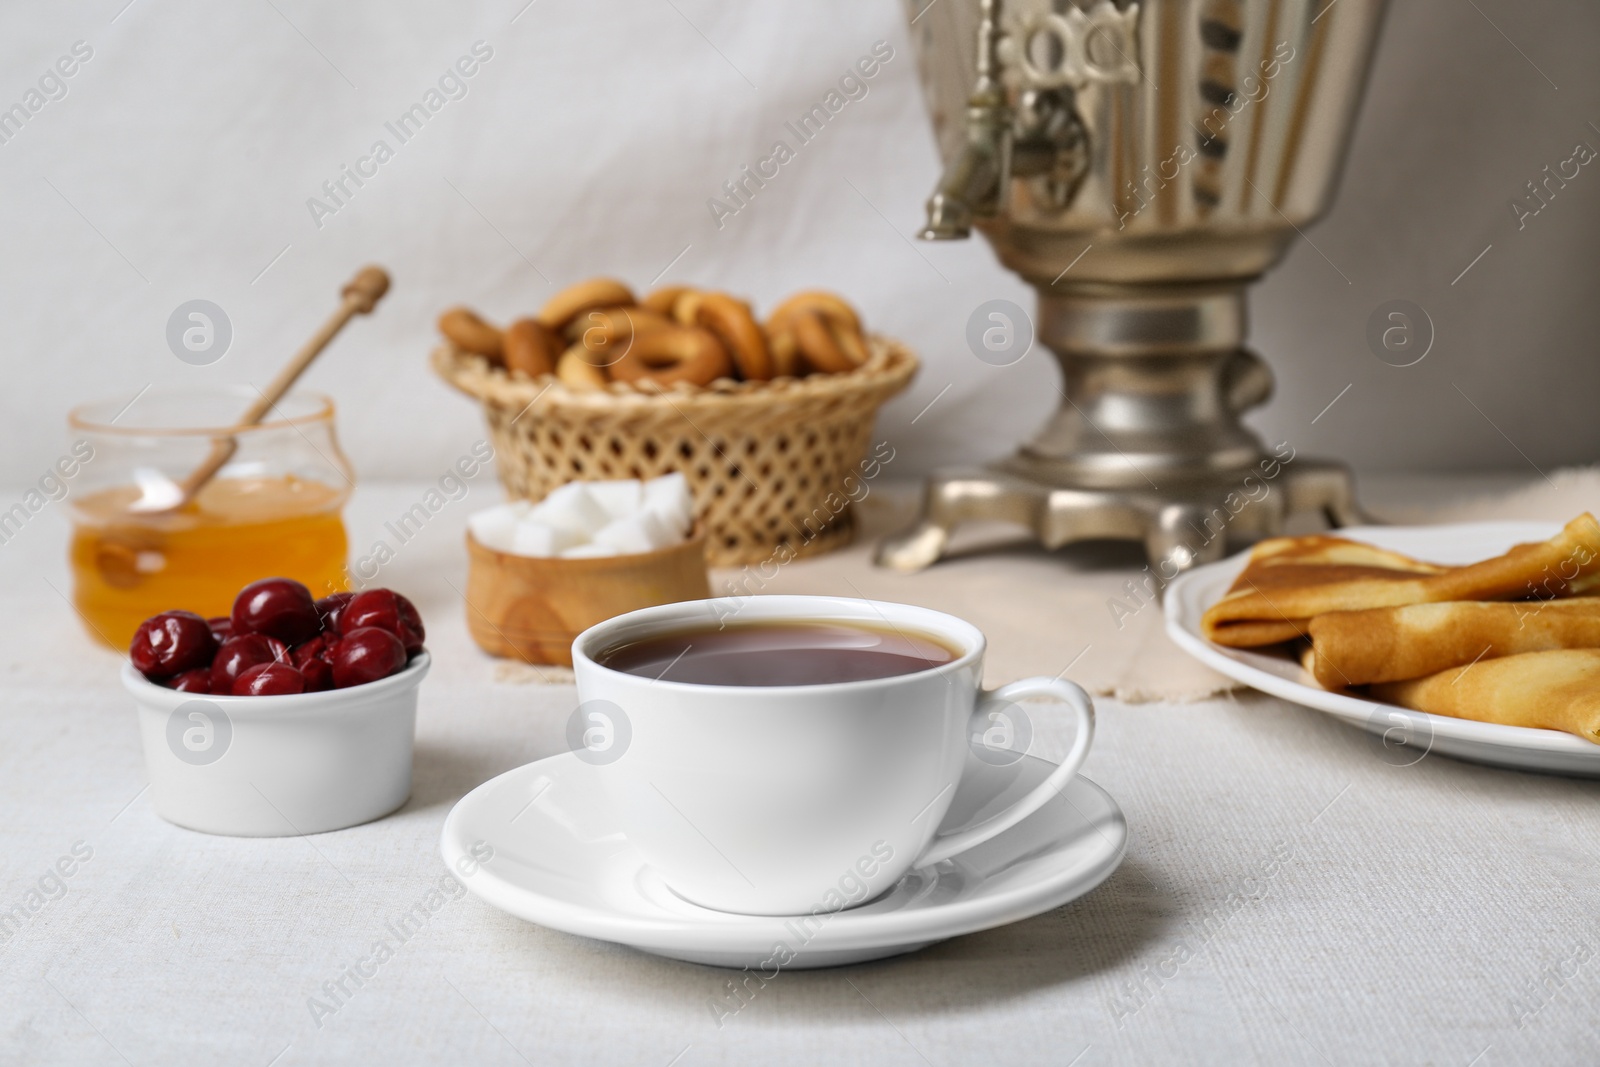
[342,589,425,655]
[315,592,355,634]
[207,616,233,643]
[165,667,213,694]
[210,633,288,693]
[300,657,334,692]
[290,633,331,669]
[395,592,424,654]
[233,661,306,696]
[130,611,218,681]
[290,635,335,691]
[331,627,406,688]
[231,578,320,644]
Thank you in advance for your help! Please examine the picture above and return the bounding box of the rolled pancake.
[1305,598,1600,689]
[1201,514,1600,648]
[1203,537,1447,647]
[1370,649,1600,744]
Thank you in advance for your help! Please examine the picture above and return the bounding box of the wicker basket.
[432,337,917,565]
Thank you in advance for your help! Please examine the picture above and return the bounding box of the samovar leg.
[875,467,1042,572]
[1143,504,1233,572]
[874,517,951,572]
[1281,458,1374,529]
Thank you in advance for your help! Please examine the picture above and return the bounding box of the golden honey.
[71,475,348,649]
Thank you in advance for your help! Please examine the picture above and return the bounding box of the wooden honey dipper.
[132,265,390,514]
[96,266,390,586]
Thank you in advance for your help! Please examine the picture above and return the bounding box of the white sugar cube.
[530,482,611,538]
[642,472,694,535]
[510,522,566,557]
[560,542,620,559]
[643,499,691,539]
[468,504,522,552]
[592,518,654,555]
[586,479,643,520]
[593,510,676,555]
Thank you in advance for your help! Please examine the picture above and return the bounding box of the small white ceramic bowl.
[122,653,429,836]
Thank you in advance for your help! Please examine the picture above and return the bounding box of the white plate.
[441,750,1126,969]
[1165,522,1600,778]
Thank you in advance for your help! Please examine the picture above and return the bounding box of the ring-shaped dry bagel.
[784,308,867,374]
[642,286,695,317]
[768,290,862,337]
[609,326,733,388]
[438,307,504,360]
[503,318,561,378]
[693,293,772,380]
[670,290,706,327]
[556,345,610,390]
[767,327,807,379]
[833,319,869,367]
[537,278,636,332]
[565,305,673,345]
[569,307,675,367]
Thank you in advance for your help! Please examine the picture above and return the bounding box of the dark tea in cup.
[597,620,958,687]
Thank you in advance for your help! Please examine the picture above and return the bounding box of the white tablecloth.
[2,478,1597,1066]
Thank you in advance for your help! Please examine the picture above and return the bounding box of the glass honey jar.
[68,387,354,649]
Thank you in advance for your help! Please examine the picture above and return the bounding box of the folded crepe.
[1303,598,1600,689]
[1201,514,1600,648]
[1370,649,1600,744]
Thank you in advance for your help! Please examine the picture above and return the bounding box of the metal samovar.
[879,0,1388,572]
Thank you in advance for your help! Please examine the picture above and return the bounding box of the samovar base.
[874,456,1367,573]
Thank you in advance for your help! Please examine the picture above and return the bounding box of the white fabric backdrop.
[1,0,1597,482]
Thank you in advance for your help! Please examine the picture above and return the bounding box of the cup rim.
[70,387,337,437]
[571,595,985,694]
[121,651,430,716]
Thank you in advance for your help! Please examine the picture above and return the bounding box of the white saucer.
[441,750,1126,968]
[1165,521,1600,778]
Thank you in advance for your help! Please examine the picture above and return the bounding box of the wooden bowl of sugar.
[463,477,711,666]
[464,529,710,666]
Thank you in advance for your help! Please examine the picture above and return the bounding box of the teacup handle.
[915,677,1096,868]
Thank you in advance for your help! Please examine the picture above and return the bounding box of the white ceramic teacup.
[571,596,1094,916]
